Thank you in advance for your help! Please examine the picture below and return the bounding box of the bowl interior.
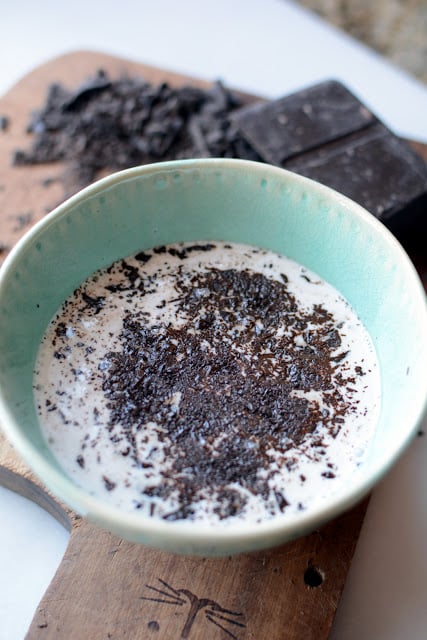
[0,159,426,554]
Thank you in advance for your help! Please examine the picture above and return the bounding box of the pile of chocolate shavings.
[100,265,356,521]
[13,70,261,190]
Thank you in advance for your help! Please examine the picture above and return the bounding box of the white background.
[1,1,427,638]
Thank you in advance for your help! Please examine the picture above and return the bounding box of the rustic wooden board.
[0,51,424,640]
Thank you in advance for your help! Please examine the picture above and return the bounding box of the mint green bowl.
[1,158,426,556]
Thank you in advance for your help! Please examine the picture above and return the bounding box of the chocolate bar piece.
[233,80,427,236]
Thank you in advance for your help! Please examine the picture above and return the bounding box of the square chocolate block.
[233,80,427,236]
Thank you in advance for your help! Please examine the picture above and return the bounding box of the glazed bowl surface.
[0,158,426,555]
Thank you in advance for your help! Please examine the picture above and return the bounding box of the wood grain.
[0,50,424,640]
[24,501,368,640]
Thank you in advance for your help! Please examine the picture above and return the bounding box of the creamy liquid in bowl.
[33,242,380,524]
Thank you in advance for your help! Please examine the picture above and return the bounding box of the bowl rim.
[1,157,426,552]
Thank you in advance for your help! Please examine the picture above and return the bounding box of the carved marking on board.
[141,578,246,639]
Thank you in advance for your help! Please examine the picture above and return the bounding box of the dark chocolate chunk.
[233,80,376,165]
[61,70,112,112]
[233,80,427,236]
[286,122,427,234]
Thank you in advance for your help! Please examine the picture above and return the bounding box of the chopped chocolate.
[81,291,105,315]
[214,488,248,519]
[0,115,9,132]
[61,70,112,112]
[103,476,117,492]
[100,259,358,519]
[134,250,152,264]
[11,211,33,231]
[41,176,58,188]
[321,471,336,479]
[13,71,256,189]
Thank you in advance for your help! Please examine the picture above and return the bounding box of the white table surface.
[1,1,426,638]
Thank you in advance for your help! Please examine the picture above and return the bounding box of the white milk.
[34,242,380,524]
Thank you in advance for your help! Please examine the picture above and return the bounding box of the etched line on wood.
[141,578,246,639]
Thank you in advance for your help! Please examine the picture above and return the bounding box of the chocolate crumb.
[81,291,105,314]
[321,471,336,479]
[103,476,117,491]
[41,176,58,188]
[135,251,152,264]
[12,211,33,231]
[0,115,9,132]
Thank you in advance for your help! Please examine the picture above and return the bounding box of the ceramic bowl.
[0,158,426,556]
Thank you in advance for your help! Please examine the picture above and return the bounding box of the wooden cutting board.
[0,51,424,640]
